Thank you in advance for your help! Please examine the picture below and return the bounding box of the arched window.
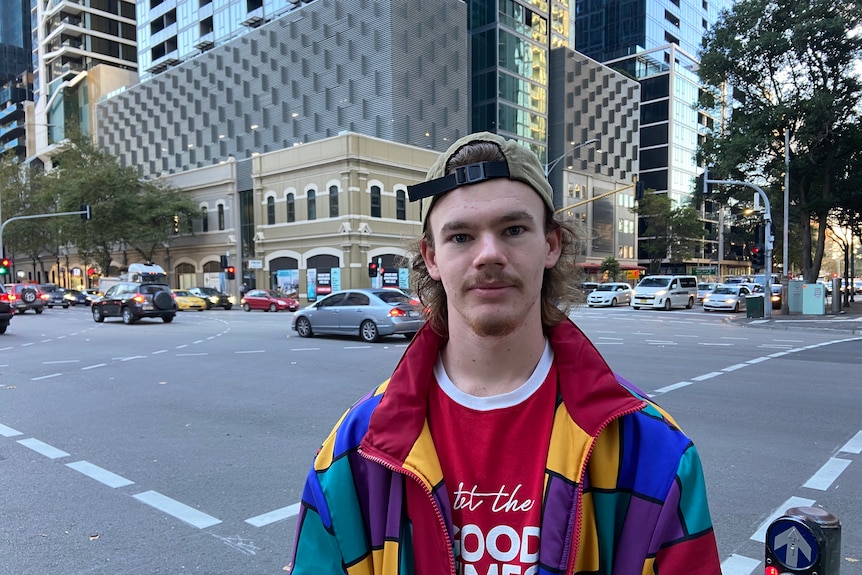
[370,185,381,218]
[329,185,339,218]
[307,190,316,220]
[396,190,406,220]
[201,207,208,232]
[218,204,225,230]
[287,193,295,222]
[267,196,275,225]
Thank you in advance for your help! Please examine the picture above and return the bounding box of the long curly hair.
[408,141,585,337]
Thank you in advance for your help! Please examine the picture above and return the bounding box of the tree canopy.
[631,191,705,274]
[698,0,862,281]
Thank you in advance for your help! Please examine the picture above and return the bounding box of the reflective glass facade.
[0,0,31,83]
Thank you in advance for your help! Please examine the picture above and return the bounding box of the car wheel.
[224,304,232,311]
[360,320,379,343]
[663,299,672,311]
[632,306,640,310]
[704,308,711,312]
[295,317,313,338]
[686,297,694,309]
[162,315,175,323]
[0,322,7,334]
[269,303,277,312]
[403,332,417,340]
[153,291,173,310]
[733,302,739,313]
[243,303,251,312]
[35,307,43,314]
[63,303,69,309]
[92,306,104,323]
[610,298,617,307]
[121,307,136,324]
[48,305,53,309]
[21,288,37,304]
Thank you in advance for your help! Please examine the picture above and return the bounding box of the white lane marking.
[652,381,693,394]
[0,346,12,351]
[152,349,169,354]
[119,356,147,362]
[176,344,188,349]
[751,496,815,543]
[721,336,749,340]
[674,334,699,338]
[840,431,862,454]
[17,438,70,459]
[344,346,373,349]
[235,350,265,354]
[802,457,852,491]
[691,372,722,381]
[245,502,301,527]
[722,363,748,372]
[773,339,804,343]
[768,352,789,358]
[32,373,62,381]
[0,423,22,437]
[81,363,107,370]
[745,357,770,364]
[22,342,34,347]
[290,348,320,351]
[698,342,733,346]
[177,353,208,357]
[595,342,623,345]
[66,460,135,488]
[193,340,204,344]
[43,360,80,364]
[646,340,676,345]
[133,490,221,529]
[41,339,53,343]
[721,554,761,575]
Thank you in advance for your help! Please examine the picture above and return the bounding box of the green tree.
[47,137,198,275]
[698,0,862,282]
[632,192,704,274]
[600,256,621,281]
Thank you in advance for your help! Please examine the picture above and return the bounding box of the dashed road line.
[66,460,135,488]
[0,423,22,437]
[44,360,80,364]
[802,457,852,491]
[17,438,70,459]
[81,363,107,370]
[235,349,266,354]
[31,373,62,381]
[751,496,815,543]
[691,372,722,381]
[133,490,221,529]
[840,431,862,454]
[720,554,761,575]
[245,503,301,527]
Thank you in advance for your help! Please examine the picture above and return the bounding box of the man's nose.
[474,233,506,266]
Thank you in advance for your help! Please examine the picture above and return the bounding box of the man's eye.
[452,234,469,243]
[506,226,524,236]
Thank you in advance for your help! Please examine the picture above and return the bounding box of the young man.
[289,133,721,574]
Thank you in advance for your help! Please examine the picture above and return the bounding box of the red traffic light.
[751,247,760,254]
[0,258,10,268]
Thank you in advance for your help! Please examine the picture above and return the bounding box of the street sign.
[248,259,263,269]
[768,519,818,570]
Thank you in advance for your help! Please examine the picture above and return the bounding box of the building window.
[308,190,316,220]
[287,193,295,222]
[396,190,406,220]
[267,196,275,225]
[371,185,381,217]
[329,185,339,218]
[201,207,208,232]
[218,204,225,230]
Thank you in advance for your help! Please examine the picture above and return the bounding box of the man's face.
[420,178,562,338]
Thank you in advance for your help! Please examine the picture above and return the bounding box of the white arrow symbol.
[774,526,813,569]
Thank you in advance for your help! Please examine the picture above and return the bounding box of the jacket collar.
[361,319,644,465]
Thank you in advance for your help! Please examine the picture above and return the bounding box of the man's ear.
[420,237,442,281]
[545,226,563,269]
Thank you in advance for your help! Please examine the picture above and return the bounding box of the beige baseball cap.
[407,132,554,222]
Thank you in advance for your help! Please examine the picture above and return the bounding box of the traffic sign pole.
[765,506,841,575]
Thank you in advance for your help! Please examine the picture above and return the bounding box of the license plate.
[636,298,648,303]
[408,311,419,318]
[143,303,153,310]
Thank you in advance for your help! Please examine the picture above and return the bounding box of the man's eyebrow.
[439,210,537,233]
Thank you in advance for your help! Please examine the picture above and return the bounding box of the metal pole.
[718,206,725,282]
[782,128,790,314]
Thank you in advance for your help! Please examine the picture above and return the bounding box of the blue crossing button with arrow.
[768,518,819,570]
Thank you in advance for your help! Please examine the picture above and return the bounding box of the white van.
[632,275,697,310]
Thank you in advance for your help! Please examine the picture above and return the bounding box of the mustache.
[466,271,524,290]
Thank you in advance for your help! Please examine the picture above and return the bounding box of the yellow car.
[171,289,207,311]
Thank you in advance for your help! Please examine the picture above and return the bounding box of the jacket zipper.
[359,447,456,575]
[565,401,646,574]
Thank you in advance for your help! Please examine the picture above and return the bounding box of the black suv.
[0,285,14,333]
[187,286,235,310]
[91,281,177,324]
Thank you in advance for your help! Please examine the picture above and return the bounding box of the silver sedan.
[703,284,753,313]
[291,288,425,343]
[586,283,633,307]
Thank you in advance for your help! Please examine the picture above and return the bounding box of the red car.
[240,289,299,312]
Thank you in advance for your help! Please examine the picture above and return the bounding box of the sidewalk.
[727,299,862,335]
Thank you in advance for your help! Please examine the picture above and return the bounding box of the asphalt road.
[0,304,860,574]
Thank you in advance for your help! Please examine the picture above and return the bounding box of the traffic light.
[225,266,236,280]
[0,258,10,275]
[220,255,229,269]
[368,262,378,277]
[751,245,765,269]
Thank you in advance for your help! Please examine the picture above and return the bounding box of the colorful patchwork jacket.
[289,319,721,575]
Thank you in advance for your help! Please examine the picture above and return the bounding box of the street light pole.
[782,128,790,314]
[544,138,600,177]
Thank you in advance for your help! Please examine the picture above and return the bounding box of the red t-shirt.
[428,342,556,575]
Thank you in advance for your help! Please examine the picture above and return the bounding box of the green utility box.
[746,295,764,318]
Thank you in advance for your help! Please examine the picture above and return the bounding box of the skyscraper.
[0,0,31,159]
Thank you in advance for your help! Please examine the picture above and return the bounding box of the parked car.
[703,284,754,313]
[41,285,70,309]
[5,283,47,314]
[696,282,717,304]
[0,284,14,333]
[292,288,424,343]
[91,281,177,324]
[241,289,298,312]
[769,284,783,309]
[586,282,632,307]
[187,286,235,310]
[172,289,207,311]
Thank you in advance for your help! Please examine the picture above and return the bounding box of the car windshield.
[595,285,616,292]
[375,291,410,304]
[264,290,283,298]
[198,288,218,295]
[698,284,714,290]
[174,290,189,296]
[712,286,738,295]
[638,278,669,288]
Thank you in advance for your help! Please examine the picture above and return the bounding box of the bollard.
[765,507,840,575]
